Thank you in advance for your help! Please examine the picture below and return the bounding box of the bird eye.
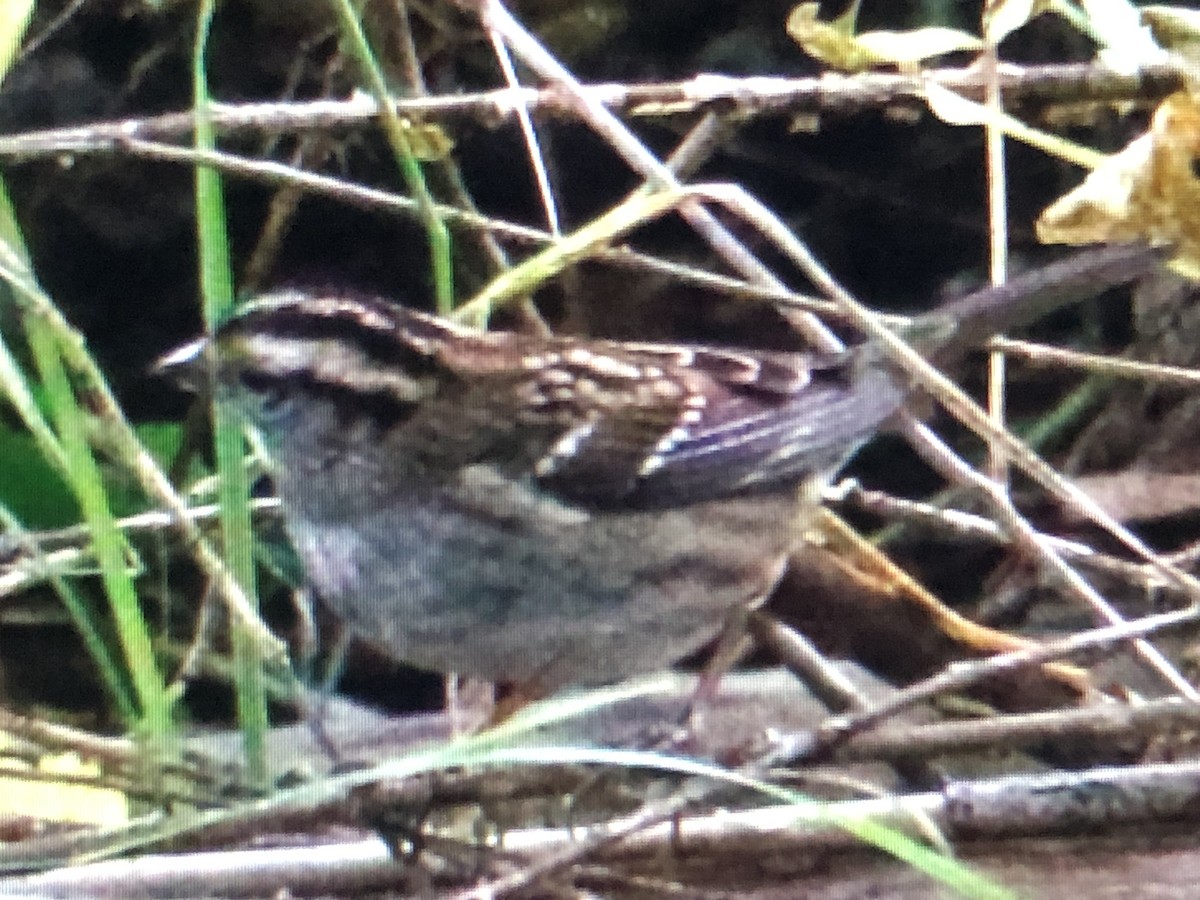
[237,369,278,395]
[237,370,293,420]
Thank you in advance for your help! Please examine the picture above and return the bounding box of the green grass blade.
[194,0,269,785]
[329,0,454,312]
[21,305,172,736]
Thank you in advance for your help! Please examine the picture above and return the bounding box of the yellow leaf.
[854,26,983,65]
[398,120,455,162]
[787,2,876,71]
[1038,91,1200,277]
[0,0,33,84]
[787,2,982,72]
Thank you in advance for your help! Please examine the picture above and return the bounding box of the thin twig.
[0,64,1180,162]
[833,482,1178,591]
[992,336,1200,385]
[811,602,1200,753]
[826,696,1200,763]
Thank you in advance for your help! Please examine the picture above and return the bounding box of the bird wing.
[453,339,907,508]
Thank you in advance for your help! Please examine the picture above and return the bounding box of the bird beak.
[152,336,209,393]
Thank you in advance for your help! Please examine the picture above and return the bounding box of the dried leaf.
[398,120,455,161]
[787,2,873,72]
[855,26,984,64]
[787,2,981,72]
[1038,91,1200,277]
[775,510,1090,705]
[1142,5,1200,64]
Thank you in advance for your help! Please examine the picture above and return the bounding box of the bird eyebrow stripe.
[232,297,449,373]
[233,332,442,402]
